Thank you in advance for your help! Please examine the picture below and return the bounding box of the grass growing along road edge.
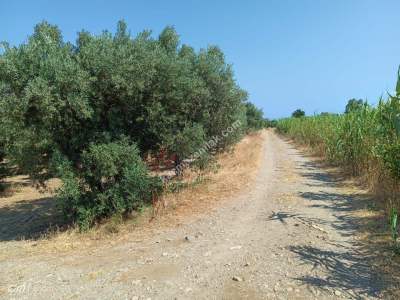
[277,91,400,250]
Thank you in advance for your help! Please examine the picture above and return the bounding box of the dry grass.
[0,131,266,257]
[159,130,265,218]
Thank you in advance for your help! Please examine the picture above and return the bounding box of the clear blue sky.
[1,0,400,119]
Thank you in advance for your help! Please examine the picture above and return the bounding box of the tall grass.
[277,79,400,219]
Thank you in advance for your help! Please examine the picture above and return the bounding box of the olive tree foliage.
[0,22,92,181]
[53,138,161,230]
[245,102,267,131]
[0,21,251,228]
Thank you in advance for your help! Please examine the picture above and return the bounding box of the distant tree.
[320,112,338,117]
[245,102,266,131]
[266,119,278,128]
[345,99,364,114]
[292,109,305,118]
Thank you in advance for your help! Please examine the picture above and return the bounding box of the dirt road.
[0,131,396,299]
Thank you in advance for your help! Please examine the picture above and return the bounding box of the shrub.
[56,139,162,230]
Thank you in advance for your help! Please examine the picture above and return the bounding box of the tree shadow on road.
[288,244,386,298]
[0,196,68,241]
[268,210,329,227]
[289,158,400,298]
[0,176,67,242]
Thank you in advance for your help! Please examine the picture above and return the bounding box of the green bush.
[56,139,162,230]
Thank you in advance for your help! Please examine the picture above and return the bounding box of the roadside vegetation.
[277,72,400,249]
[0,21,267,230]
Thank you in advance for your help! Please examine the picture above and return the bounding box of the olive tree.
[0,20,256,229]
